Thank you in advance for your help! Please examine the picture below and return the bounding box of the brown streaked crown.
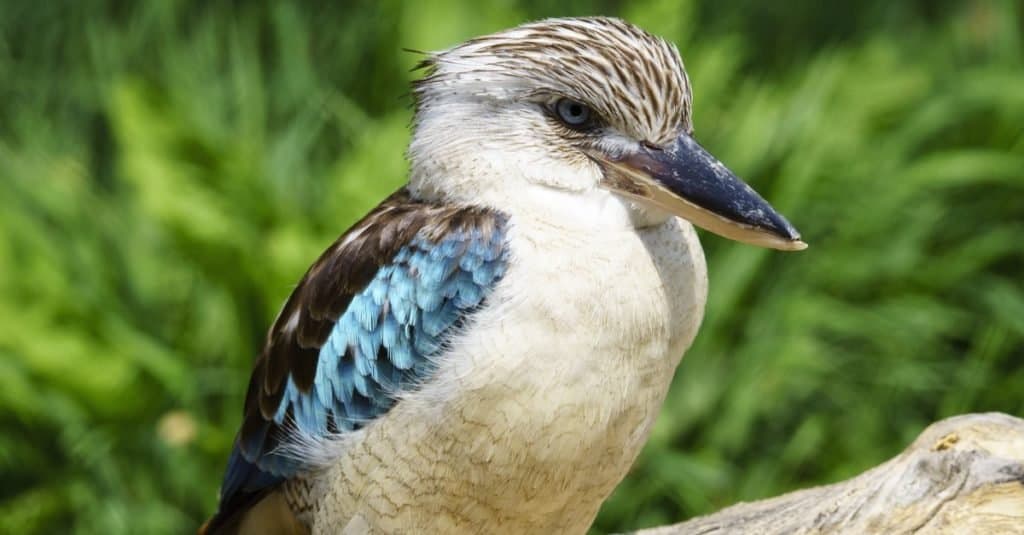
[412,17,693,146]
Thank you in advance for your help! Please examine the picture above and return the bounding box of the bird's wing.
[203,188,509,533]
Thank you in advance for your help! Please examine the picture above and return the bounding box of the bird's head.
[408,17,805,251]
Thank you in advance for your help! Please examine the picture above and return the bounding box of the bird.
[200,16,805,535]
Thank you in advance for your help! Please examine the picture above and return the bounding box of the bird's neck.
[408,168,669,235]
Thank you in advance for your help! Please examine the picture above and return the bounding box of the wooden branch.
[629,413,1024,534]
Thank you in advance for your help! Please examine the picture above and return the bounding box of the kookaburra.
[202,16,804,535]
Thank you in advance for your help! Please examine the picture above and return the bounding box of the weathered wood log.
[630,412,1024,534]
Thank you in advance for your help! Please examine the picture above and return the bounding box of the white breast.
[309,215,708,534]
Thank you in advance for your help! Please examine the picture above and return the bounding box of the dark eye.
[555,98,593,128]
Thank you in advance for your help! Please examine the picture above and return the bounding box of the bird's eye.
[555,98,593,128]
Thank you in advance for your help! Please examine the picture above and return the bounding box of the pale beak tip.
[768,238,807,252]
[765,214,806,251]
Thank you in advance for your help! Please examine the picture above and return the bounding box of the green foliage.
[1,1,1021,533]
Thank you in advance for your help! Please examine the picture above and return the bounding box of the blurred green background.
[2,0,1022,533]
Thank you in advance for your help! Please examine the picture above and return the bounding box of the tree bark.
[629,412,1024,534]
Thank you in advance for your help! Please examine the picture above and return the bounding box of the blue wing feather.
[267,232,507,451]
[207,196,508,534]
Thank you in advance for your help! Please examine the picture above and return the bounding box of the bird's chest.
[449,217,708,495]
[472,217,700,444]
[312,218,707,534]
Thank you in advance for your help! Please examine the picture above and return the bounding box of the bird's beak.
[596,133,807,251]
